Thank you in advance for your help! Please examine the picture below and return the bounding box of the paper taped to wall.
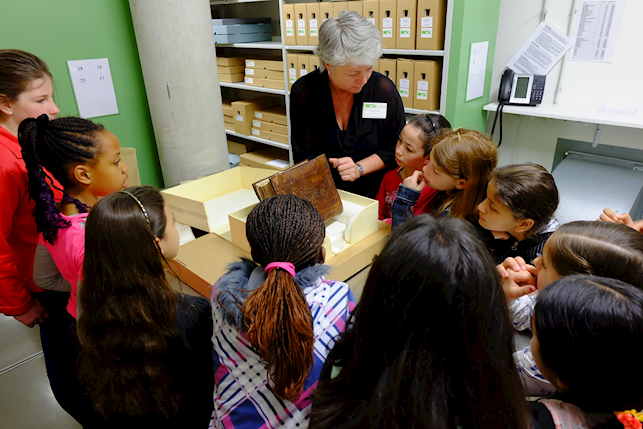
[506,21,572,75]
[570,0,625,62]
[67,58,119,119]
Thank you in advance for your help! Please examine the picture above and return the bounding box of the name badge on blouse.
[362,102,387,119]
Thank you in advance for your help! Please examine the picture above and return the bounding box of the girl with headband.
[211,194,356,428]
[77,186,214,427]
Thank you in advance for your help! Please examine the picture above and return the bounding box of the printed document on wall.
[506,21,572,75]
[67,58,119,119]
[570,0,624,62]
[466,41,488,102]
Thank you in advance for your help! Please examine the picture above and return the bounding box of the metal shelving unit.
[219,81,286,95]
[225,128,289,149]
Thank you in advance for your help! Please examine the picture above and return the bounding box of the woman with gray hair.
[290,11,405,198]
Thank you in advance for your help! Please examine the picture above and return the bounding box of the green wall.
[445,0,502,131]
[0,1,162,187]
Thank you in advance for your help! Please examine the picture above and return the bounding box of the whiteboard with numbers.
[67,58,119,118]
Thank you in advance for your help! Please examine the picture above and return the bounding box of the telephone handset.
[498,69,546,106]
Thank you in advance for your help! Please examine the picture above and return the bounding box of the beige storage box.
[379,58,397,83]
[397,58,415,108]
[283,4,297,45]
[416,0,447,50]
[250,128,289,145]
[254,105,288,125]
[245,59,284,71]
[239,148,290,170]
[295,3,309,45]
[380,0,397,48]
[363,0,381,31]
[244,68,283,80]
[414,60,441,111]
[231,97,279,135]
[307,3,320,46]
[396,0,417,49]
[251,119,288,135]
[217,57,245,67]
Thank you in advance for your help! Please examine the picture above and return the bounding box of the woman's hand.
[402,170,426,192]
[329,157,360,182]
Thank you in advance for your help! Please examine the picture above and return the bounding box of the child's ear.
[0,95,13,116]
[73,164,92,186]
[156,237,165,256]
[515,218,535,233]
[319,246,326,264]
[455,178,467,190]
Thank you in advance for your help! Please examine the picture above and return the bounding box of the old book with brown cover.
[252,154,343,221]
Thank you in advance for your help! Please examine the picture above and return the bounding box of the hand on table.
[402,170,426,192]
[329,157,360,182]
[496,257,537,301]
[14,300,49,328]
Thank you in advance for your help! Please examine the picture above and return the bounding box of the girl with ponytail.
[212,194,356,429]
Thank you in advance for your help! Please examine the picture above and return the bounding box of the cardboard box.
[231,97,280,135]
[239,147,290,170]
[416,0,446,50]
[160,166,276,233]
[295,3,309,46]
[223,121,235,133]
[226,140,268,155]
[245,76,285,90]
[217,56,245,67]
[121,147,141,187]
[282,4,297,45]
[319,2,334,24]
[347,0,363,16]
[307,3,320,46]
[309,55,321,72]
[380,0,397,49]
[168,219,391,297]
[379,58,397,83]
[298,54,310,79]
[244,68,283,80]
[254,105,288,125]
[372,61,379,74]
[245,59,284,71]
[251,119,288,135]
[414,60,440,111]
[287,53,298,90]
[222,99,234,116]
[251,128,289,145]
[363,0,381,32]
[333,2,348,17]
[397,58,415,108]
[217,65,245,75]
[219,73,244,83]
[396,0,417,49]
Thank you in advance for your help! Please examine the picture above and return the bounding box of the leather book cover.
[252,154,343,221]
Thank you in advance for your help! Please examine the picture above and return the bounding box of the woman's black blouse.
[290,69,406,198]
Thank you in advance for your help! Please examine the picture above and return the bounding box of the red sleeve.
[0,167,36,315]
[412,186,440,215]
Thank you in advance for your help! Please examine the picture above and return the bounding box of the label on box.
[416,90,428,100]
[254,112,263,119]
[399,88,410,98]
[300,69,308,77]
[400,29,411,38]
[310,19,318,28]
[286,20,293,28]
[417,81,429,90]
[252,120,261,127]
[399,79,410,89]
[246,68,254,75]
[236,115,243,121]
[290,76,296,83]
[289,68,296,77]
[367,18,375,25]
[310,29,318,36]
[400,17,411,28]
[298,19,305,28]
[362,102,388,119]
[421,17,433,27]
[421,28,433,38]
[298,29,306,36]
[267,159,290,168]
[382,18,393,28]
[286,29,294,36]
[383,29,393,38]
[246,60,255,67]
[245,77,254,83]
[252,129,260,136]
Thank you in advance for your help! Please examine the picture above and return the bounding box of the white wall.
[486,0,643,170]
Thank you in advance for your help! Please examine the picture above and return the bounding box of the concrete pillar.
[129,0,228,187]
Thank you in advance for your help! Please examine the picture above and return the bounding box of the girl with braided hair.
[211,194,356,429]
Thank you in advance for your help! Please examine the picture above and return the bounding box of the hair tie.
[265,262,296,277]
[117,190,151,230]
[615,410,643,429]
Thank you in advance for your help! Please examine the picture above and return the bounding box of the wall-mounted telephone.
[498,69,546,106]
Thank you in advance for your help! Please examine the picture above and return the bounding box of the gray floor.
[0,315,81,429]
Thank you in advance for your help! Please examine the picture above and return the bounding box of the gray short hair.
[314,10,382,71]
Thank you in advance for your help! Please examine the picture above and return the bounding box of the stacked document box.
[212,18,272,44]
[251,105,288,145]
[218,57,245,84]
[244,59,285,90]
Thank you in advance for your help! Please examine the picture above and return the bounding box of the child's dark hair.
[78,186,182,418]
[407,113,452,155]
[534,275,643,415]
[547,221,643,288]
[312,215,529,429]
[492,163,559,235]
[242,194,325,401]
[19,114,104,244]
[0,49,52,103]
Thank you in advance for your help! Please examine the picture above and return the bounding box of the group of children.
[3,48,643,429]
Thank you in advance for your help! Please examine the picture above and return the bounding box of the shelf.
[215,37,282,49]
[483,102,643,130]
[219,81,286,95]
[405,107,440,115]
[285,45,444,57]
[225,129,289,150]
[210,0,271,4]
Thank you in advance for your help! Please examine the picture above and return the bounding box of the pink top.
[39,212,88,319]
